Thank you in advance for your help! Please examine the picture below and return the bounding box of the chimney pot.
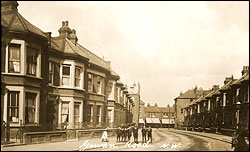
[241,66,249,76]
[65,21,69,26]
[62,21,65,27]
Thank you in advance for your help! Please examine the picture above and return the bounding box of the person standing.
[147,126,152,143]
[116,127,121,142]
[101,128,109,142]
[142,126,146,143]
[133,126,138,143]
[128,126,132,141]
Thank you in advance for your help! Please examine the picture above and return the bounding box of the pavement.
[1,128,234,151]
[1,135,123,151]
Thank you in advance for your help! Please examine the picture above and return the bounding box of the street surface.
[1,128,232,151]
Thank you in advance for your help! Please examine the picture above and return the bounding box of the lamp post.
[236,101,241,129]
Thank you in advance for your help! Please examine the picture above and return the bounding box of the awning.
[146,118,161,124]
[139,119,145,124]
[162,119,175,124]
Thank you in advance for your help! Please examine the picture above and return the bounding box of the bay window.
[62,64,70,85]
[9,44,21,73]
[27,47,38,76]
[8,91,19,123]
[25,92,36,123]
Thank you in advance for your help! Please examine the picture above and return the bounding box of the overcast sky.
[17,1,249,107]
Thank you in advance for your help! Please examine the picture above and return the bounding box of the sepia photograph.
[1,1,249,151]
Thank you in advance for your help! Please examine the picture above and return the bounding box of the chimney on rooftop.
[180,91,183,96]
[147,103,150,107]
[58,20,71,39]
[241,66,249,76]
[212,85,220,91]
[155,103,158,107]
[69,29,78,45]
[1,1,19,14]
[224,75,234,85]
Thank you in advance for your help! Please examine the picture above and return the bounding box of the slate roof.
[231,72,249,86]
[219,79,235,91]
[144,106,160,113]
[51,37,89,60]
[1,12,47,39]
[76,43,110,71]
[110,68,120,79]
[189,90,211,105]
[158,107,175,113]
[175,89,204,99]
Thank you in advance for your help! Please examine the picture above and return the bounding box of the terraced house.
[1,1,136,144]
[183,66,249,136]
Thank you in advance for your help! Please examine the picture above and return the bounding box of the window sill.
[87,92,105,97]
[2,73,42,80]
[59,86,85,91]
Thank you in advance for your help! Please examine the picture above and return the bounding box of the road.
[86,128,232,151]
[1,128,233,151]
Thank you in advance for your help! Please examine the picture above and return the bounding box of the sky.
[17,1,249,107]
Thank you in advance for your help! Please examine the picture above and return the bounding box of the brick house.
[174,87,205,128]
[1,1,49,139]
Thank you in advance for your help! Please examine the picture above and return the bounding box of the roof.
[110,68,120,79]
[140,100,145,105]
[146,118,161,124]
[144,106,160,113]
[76,43,110,71]
[231,72,249,86]
[175,89,204,99]
[1,12,47,39]
[189,90,211,105]
[51,37,89,60]
[158,107,175,113]
[219,79,235,91]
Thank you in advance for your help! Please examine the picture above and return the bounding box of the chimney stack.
[1,1,19,14]
[241,66,249,76]
[212,85,220,91]
[155,103,158,107]
[69,29,78,45]
[58,20,71,39]
[224,75,233,85]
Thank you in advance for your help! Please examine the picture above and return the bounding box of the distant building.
[174,87,207,128]
[144,103,175,128]
[128,82,141,126]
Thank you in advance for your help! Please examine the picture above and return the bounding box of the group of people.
[116,125,152,143]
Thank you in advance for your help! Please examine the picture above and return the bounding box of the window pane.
[63,66,70,75]
[75,68,80,78]
[8,91,19,123]
[9,45,20,73]
[54,63,60,86]
[74,104,80,123]
[10,46,20,60]
[25,93,36,123]
[62,102,69,123]
[27,47,37,75]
